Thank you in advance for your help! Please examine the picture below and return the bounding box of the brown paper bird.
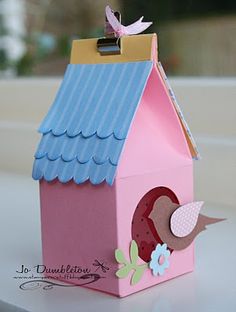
[148,196,225,250]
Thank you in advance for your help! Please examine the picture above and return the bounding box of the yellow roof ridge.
[70,33,157,64]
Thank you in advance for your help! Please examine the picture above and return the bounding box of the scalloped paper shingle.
[32,61,153,185]
[33,157,117,185]
[34,132,124,165]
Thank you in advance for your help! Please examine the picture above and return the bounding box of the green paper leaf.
[116,265,131,278]
[115,249,127,264]
[130,240,139,264]
[115,240,148,285]
[131,265,147,285]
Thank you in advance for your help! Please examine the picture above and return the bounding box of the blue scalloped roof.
[32,61,153,185]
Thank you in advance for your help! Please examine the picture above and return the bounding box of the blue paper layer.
[33,157,117,185]
[34,132,124,165]
[33,61,153,185]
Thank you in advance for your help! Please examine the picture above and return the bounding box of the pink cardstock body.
[39,62,194,297]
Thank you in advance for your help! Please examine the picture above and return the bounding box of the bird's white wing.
[170,201,204,237]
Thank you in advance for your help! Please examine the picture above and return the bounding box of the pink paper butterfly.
[105,5,152,37]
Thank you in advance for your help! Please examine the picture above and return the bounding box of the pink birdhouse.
[32,7,222,297]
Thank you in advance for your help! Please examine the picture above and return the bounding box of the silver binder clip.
[97,11,121,55]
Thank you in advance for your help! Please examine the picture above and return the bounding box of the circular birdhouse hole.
[131,186,179,263]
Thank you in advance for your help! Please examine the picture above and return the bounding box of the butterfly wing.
[105,5,122,32]
[125,19,153,35]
